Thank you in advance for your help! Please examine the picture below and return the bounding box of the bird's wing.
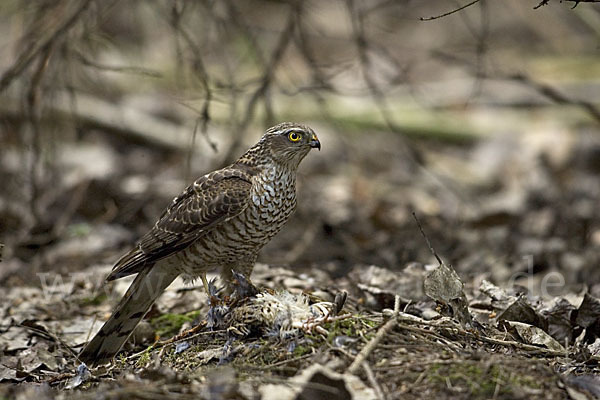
[107,169,253,280]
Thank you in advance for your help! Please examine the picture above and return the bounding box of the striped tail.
[79,264,178,366]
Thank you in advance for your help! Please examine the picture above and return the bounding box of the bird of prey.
[79,122,320,365]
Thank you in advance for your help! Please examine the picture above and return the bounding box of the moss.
[426,362,543,398]
[326,315,379,342]
[135,346,154,367]
[150,310,201,338]
[113,353,129,369]
[292,344,312,357]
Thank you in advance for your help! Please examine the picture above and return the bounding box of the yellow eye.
[288,131,301,142]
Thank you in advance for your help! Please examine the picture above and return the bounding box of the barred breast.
[173,165,297,275]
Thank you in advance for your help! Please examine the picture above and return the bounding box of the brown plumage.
[79,122,320,365]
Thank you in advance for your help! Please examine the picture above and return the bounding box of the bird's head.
[261,122,321,168]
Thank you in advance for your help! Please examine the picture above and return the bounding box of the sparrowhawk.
[79,122,320,365]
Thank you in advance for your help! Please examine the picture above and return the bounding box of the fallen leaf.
[503,321,565,352]
[424,263,472,326]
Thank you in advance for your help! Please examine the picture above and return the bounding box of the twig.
[411,211,443,266]
[432,50,600,124]
[346,0,469,217]
[160,320,207,344]
[509,73,600,124]
[46,371,76,385]
[257,353,315,370]
[347,295,400,374]
[465,331,567,357]
[0,0,92,93]
[393,312,575,358]
[25,41,54,224]
[420,0,482,21]
[362,361,386,400]
[534,0,600,9]
[177,101,218,154]
[220,1,299,165]
[394,322,465,353]
[164,5,214,179]
[533,0,551,8]
[72,50,162,78]
[295,13,334,94]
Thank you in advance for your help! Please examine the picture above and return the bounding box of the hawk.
[79,122,320,365]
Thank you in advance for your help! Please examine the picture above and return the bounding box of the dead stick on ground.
[394,312,577,358]
[347,295,400,375]
[412,211,443,266]
[362,361,386,400]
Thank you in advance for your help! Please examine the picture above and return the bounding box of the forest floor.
[2,108,600,399]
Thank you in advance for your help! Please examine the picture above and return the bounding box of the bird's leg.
[221,262,256,297]
[200,273,210,296]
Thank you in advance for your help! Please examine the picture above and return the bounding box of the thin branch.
[508,73,600,124]
[420,0,482,21]
[25,41,55,224]
[534,0,600,9]
[347,295,400,375]
[0,0,92,93]
[362,361,386,400]
[72,50,162,78]
[346,0,417,149]
[412,212,443,266]
[433,50,600,124]
[295,12,334,94]
[163,2,214,180]
[220,1,299,165]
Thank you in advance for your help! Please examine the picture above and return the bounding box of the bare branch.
[220,1,299,165]
[25,42,55,224]
[347,295,400,375]
[508,73,600,123]
[73,50,162,78]
[163,2,215,180]
[432,51,600,124]
[0,0,92,93]
[534,0,600,9]
[420,0,482,21]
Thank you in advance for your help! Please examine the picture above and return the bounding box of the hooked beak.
[309,133,321,151]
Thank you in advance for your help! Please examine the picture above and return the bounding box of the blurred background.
[1,0,600,295]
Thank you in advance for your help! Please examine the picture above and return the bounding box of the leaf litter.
[2,121,600,399]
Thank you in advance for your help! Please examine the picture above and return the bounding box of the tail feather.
[80,264,178,366]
